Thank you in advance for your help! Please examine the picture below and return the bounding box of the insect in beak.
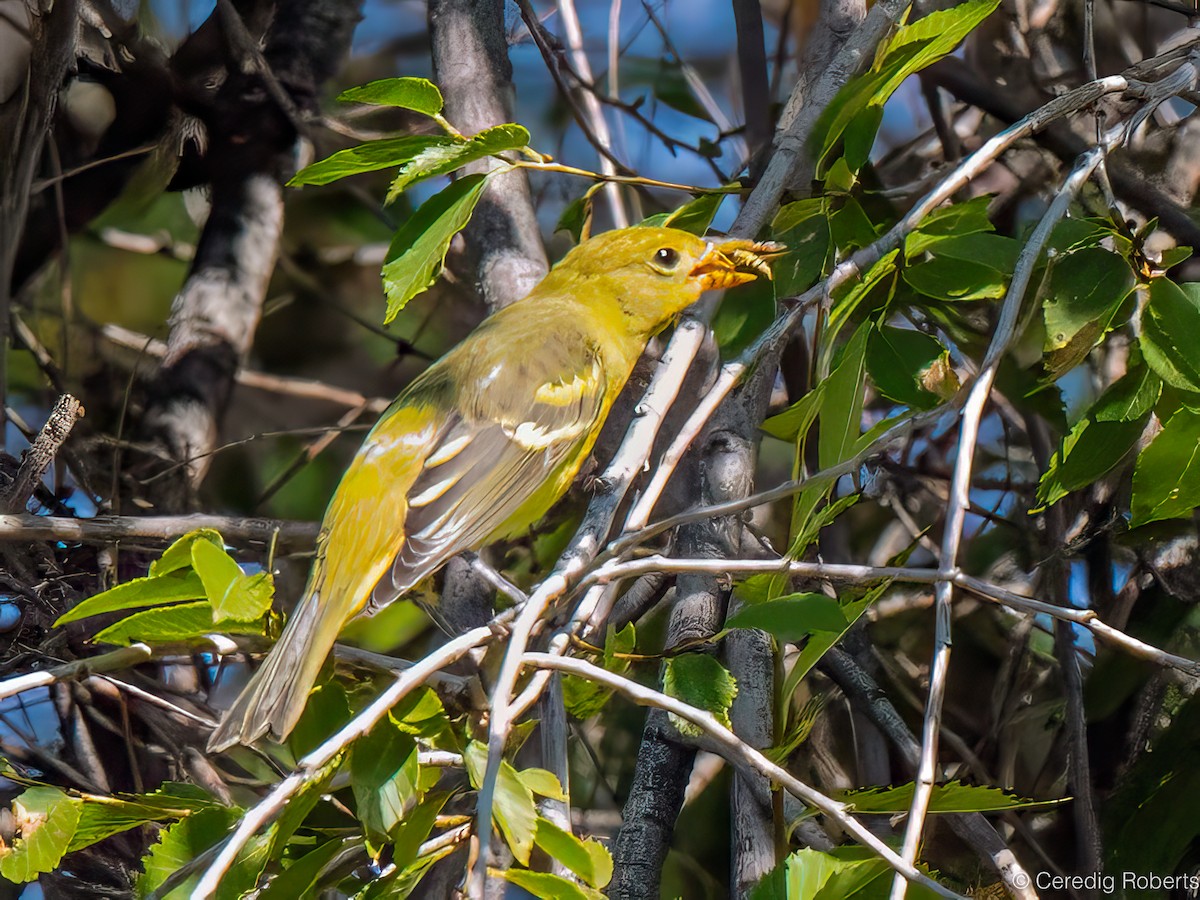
[690,239,787,290]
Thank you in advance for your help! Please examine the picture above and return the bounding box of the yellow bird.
[209,226,781,750]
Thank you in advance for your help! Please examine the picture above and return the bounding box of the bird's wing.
[372,328,609,607]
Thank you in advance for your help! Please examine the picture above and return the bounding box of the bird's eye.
[652,247,681,271]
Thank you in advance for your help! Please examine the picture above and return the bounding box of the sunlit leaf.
[533,817,613,888]
[1141,280,1200,393]
[1132,407,1200,526]
[0,787,82,883]
[338,77,444,116]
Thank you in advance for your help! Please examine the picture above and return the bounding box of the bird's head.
[548,226,785,337]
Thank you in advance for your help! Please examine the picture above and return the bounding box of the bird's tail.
[207,588,333,752]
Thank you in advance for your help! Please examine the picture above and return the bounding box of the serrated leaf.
[662,654,737,736]
[783,580,887,695]
[1132,407,1200,526]
[903,256,1007,302]
[338,77,444,116]
[191,539,273,622]
[68,795,192,852]
[351,718,420,842]
[725,593,849,642]
[464,742,537,866]
[381,173,488,322]
[836,781,1060,813]
[533,817,613,889]
[1042,248,1136,376]
[290,136,459,187]
[386,123,530,202]
[136,807,239,898]
[55,569,207,626]
[0,787,81,883]
[749,847,894,900]
[150,529,225,576]
[501,869,607,900]
[1141,280,1200,393]
[868,325,954,410]
[92,601,268,645]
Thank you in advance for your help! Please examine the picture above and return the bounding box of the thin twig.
[523,652,964,900]
[0,512,317,548]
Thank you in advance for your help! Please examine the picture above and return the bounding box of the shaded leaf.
[725,593,848,642]
[867,325,955,410]
[1042,248,1135,376]
[290,136,459,187]
[382,173,488,322]
[837,782,1061,813]
[1132,407,1200,526]
[662,654,737,736]
[1141,280,1200,393]
[904,196,996,259]
[903,256,1007,302]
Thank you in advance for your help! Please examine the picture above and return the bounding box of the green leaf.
[391,686,451,738]
[150,529,225,576]
[392,792,451,871]
[783,580,887,695]
[1132,407,1200,526]
[191,538,273,622]
[387,123,530,202]
[136,807,240,898]
[355,845,457,899]
[501,869,606,900]
[813,0,1001,172]
[338,77,444,116]
[725,594,848,642]
[557,194,593,243]
[517,768,568,802]
[904,196,996,259]
[818,324,869,469]
[92,601,268,645]
[1093,365,1161,423]
[68,795,192,852]
[1035,368,1157,509]
[750,847,894,900]
[921,232,1021,270]
[55,569,207,625]
[464,742,538,866]
[653,192,727,235]
[828,197,877,251]
[772,202,831,297]
[563,623,635,719]
[1042,248,1136,376]
[0,787,82,882]
[290,136,459,187]
[903,256,1007,302]
[351,718,420,842]
[826,249,899,342]
[762,385,825,443]
[1141,280,1200,393]
[662,654,738,736]
[288,683,352,758]
[835,781,1060,814]
[533,817,614,889]
[258,838,346,900]
[867,325,956,410]
[381,173,488,322]
[712,275,776,357]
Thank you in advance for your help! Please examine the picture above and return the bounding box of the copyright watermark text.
[1006,870,1200,893]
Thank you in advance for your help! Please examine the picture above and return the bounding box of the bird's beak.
[689,239,787,290]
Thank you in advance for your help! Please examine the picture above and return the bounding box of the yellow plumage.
[209,226,781,750]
